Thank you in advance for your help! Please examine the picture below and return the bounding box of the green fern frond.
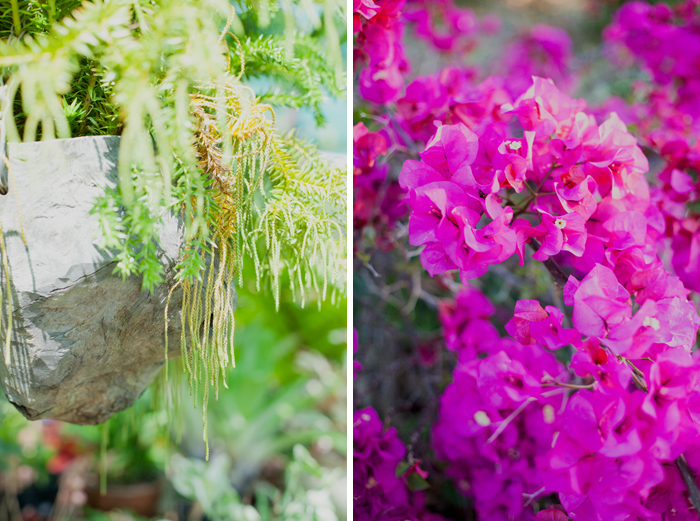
[226,33,345,124]
[0,0,347,455]
[250,132,346,308]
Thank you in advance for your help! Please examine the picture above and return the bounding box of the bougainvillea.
[603,1,700,294]
[354,1,700,520]
[500,24,575,98]
[353,383,446,519]
[353,122,406,251]
[433,313,569,521]
[353,0,409,103]
[353,407,417,520]
[410,78,700,517]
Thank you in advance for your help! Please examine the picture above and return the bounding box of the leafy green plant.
[0,0,347,453]
[255,444,342,521]
[0,400,55,477]
[177,314,346,488]
[0,0,346,292]
[169,444,342,521]
[169,454,261,521]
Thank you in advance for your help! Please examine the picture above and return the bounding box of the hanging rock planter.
[0,132,218,425]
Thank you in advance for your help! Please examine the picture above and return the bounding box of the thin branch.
[529,238,568,287]
[523,487,545,507]
[386,108,420,155]
[487,397,536,443]
[402,268,422,315]
[524,180,538,197]
[542,381,595,390]
[676,455,700,513]
[511,194,536,218]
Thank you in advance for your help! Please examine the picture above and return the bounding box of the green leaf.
[407,472,431,492]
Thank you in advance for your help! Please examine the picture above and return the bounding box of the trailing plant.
[0,0,346,456]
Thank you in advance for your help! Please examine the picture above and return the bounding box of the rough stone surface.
[0,136,218,424]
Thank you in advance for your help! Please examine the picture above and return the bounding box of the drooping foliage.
[0,0,347,456]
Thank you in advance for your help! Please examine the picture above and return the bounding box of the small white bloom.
[643,316,661,331]
[543,404,555,424]
[473,410,491,427]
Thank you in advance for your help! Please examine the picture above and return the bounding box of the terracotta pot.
[86,481,161,518]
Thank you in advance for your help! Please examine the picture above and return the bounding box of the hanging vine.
[0,0,347,457]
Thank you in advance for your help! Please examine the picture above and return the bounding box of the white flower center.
[554,218,567,229]
[543,404,555,424]
[506,140,522,151]
[643,316,661,331]
[473,410,491,427]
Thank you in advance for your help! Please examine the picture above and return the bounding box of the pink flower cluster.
[354,2,700,519]
[563,264,699,359]
[390,21,574,144]
[354,0,409,103]
[405,75,700,519]
[354,407,446,521]
[653,141,700,293]
[353,122,406,250]
[395,71,512,144]
[507,263,700,519]
[605,1,700,119]
[434,276,700,520]
[438,285,498,357]
[603,0,700,292]
[353,336,445,521]
[354,407,418,520]
[402,0,483,54]
[500,24,575,98]
[545,350,700,520]
[433,287,569,521]
[398,77,660,284]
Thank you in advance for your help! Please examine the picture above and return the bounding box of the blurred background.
[0,261,347,521]
[402,0,653,105]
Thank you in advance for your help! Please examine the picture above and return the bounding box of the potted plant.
[0,0,347,457]
[80,407,168,518]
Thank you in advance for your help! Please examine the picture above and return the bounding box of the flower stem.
[386,107,419,155]
[524,180,538,197]
[529,238,568,286]
[676,455,700,512]
[512,194,536,218]
[543,381,595,390]
[487,397,536,443]
[10,0,21,37]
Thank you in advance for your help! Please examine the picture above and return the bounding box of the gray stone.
[0,135,208,424]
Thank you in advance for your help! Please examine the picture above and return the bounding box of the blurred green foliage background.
[0,262,347,521]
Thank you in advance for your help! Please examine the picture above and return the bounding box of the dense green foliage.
[0,0,347,298]
[0,0,347,452]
